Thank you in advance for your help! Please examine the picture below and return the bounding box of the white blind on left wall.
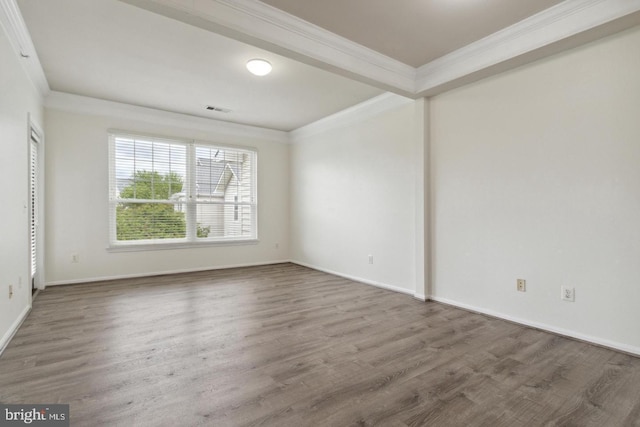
[30,130,39,278]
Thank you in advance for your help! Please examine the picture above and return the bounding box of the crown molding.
[0,0,49,97]
[290,93,413,142]
[45,91,290,144]
[119,0,416,95]
[415,0,640,95]
[46,90,413,144]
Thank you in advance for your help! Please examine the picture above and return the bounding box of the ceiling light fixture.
[246,59,272,76]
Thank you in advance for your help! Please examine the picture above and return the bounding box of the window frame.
[107,131,258,251]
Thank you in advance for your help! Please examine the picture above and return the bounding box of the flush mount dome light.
[246,59,272,76]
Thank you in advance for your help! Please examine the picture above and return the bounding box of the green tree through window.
[116,171,209,240]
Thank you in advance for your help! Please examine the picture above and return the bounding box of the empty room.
[1,0,639,425]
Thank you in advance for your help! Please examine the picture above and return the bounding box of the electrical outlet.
[561,286,575,302]
[9,285,13,299]
[71,253,79,263]
[517,279,526,292]
[368,255,374,264]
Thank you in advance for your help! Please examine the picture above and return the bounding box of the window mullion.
[186,143,197,241]
[108,134,117,244]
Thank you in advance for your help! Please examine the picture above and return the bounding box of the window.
[108,132,257,248]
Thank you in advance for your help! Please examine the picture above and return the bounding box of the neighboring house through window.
[108,132,257,248]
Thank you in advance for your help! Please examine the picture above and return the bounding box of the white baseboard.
[414,293,428,301]
[429,296,640,357]
[45,260,291,286]
[43,261,638,357]
[0,305,31,357]
[290,259,414,296]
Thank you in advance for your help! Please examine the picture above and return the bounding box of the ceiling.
[260,0,565,67]
[16,0,383,131]
[13,0,640,132]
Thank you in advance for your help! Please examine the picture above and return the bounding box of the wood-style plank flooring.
[1,263,639,426]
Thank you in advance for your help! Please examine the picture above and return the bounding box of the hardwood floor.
[1,263,638,426]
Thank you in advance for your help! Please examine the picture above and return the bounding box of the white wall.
[44,108,289,284]
[430,26,640,353]
[0,27,43,348]
[290,97,417,294]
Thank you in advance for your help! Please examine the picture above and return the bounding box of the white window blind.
[109,133,257,247]
[30,134,39,277]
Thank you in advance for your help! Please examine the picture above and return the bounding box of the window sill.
[106,239,259,253]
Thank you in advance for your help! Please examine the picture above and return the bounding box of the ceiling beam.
[119,0,640,99]
[118,0,417,97]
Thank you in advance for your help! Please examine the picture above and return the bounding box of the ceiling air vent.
[206,105,232,113]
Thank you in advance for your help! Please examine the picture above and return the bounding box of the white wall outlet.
[561,286,575,302]
[517,279,526,292]
[368,255,374,264]
[71,253,79,263]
